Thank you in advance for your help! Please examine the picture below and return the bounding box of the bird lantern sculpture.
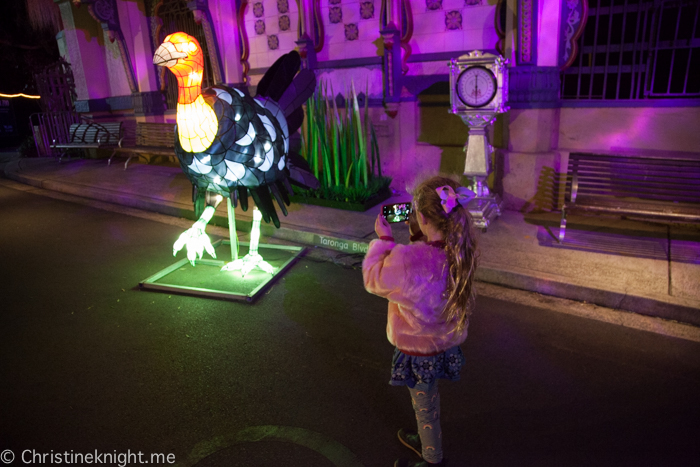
[153,32,318,276]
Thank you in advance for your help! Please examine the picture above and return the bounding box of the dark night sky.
[0,0,60,144]
[0,0,60,94]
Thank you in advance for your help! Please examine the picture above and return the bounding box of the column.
[120,0,165,115]
[501,0,564,212]
[210,0,244,86]
[56,0,109,103]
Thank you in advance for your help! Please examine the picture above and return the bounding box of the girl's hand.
[375,214,393,238]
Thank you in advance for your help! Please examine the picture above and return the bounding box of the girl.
[362,176,479,467]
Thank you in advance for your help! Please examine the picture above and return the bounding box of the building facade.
[54,0,700,211]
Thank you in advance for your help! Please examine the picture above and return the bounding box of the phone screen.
[382,202,413,223]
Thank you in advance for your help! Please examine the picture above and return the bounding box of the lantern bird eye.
[188,42,198,53]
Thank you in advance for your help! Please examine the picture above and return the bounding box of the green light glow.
[222,208,274,276]
[173,205,217,266]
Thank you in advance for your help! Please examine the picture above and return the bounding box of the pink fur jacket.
[362,238,469,354]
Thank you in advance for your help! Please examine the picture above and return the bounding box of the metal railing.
[29,111,80,157]
[562,0,700,100]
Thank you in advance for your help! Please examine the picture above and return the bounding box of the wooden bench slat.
[573,166,700,180]
[570,194,700,210]
[569,157,700,167]
[573,179,700,192]
[571,180,700,196]
[571,166,700,181]
[569,206,700,222]
[567,186,700,203]
[109,122,177,168]
[569,153,699,163]
[570,176,700,190]
[571,160,700,171]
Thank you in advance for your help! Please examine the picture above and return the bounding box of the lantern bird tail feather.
[282,178,294,197]
[249,187,281,228]
[278,69,317,118]
[287,151,320,190]
[286,108,305,136]
[256,51,302,101]
[269,183,289,217]
[229,189,238,209]
[274,180,291,206]
[237,186,249,212]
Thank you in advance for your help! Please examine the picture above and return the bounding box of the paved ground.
[1,153,699,328]
[1,183,700,467]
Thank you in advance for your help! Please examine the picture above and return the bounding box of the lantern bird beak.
[153,42,188,68]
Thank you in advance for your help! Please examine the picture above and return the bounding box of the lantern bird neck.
[174,70,203,105]
[153,33,217,152]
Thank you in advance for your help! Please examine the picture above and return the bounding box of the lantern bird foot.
[173,204,218,266]
[221,253,274,277]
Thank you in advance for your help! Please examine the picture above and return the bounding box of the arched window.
[151,0,215,110]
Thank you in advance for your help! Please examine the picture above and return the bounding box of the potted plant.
[295,81,391,211]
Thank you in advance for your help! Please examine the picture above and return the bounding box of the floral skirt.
[389,345,465,390]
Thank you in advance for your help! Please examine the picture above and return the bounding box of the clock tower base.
[466,195,502,231]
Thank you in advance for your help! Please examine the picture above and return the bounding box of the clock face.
[456,66,498,108]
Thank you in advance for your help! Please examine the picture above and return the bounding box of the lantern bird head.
[153,32,204,79]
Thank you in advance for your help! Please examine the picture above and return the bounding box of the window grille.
[155,0,214,110]
[561,0,700,100]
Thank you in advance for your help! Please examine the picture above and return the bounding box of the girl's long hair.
[412,176,478,333]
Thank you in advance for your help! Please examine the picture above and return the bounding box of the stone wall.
[500,105,700,213]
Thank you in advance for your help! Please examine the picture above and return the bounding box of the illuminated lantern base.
[139,239,304,302]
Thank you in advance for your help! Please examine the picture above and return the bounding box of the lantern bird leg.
[221,207,274,276]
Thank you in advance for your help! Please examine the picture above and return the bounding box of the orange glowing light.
[0,92,40,99]
[153,32,217,153]
[177,95,217,153]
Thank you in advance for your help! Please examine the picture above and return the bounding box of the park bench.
[559,151,700,242]
[50,120,123,162]
[109,122,176,169]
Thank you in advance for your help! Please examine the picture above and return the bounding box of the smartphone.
[382,202,413,223]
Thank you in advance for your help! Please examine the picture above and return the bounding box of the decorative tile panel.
[426,0,442,11]
[279,15,291,31]
[344,23,359,40]
[255,19,266,35]
[244,0,301,70]
[330,6,343,23]
[445,10,462,30]
[409,0,499,58]
[519,0,535,64]
[360,1,374,20]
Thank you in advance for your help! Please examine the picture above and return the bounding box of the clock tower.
[449,51,509,230]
